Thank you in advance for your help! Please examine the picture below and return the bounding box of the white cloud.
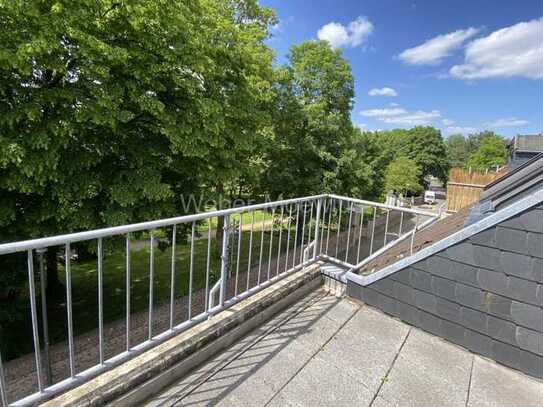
[445,126,478,135]
[442,118,455,126]
[361,106,441,126]
[486,117,530,128]
[317,17,374,48]
[399,27,479,65]
[368,87,398,97]
[389,102,399,107]
[450,18,543,79]
[382,110,441,125]
[360,107,406,117]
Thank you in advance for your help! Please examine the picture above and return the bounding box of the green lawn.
[60,219,309,345]
[2,215,317,360]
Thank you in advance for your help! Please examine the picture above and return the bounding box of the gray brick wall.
[347,205,543,379]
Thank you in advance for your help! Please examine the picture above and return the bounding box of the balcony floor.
[143,288,543,407]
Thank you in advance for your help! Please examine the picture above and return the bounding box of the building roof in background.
[510,134,543,152]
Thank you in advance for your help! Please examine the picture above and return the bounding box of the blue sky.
[261,0,543,138]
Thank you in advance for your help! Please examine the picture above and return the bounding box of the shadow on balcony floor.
[144,288,543,407]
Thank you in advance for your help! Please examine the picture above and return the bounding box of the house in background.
[509,133,543,168]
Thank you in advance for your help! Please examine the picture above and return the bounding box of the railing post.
[313,198,322,259]
[0,350,7,407]
[37,248,52,386]
[219,214,230,307]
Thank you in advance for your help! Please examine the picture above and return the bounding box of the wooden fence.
[446,167,507,212]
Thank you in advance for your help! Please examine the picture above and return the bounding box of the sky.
[260,0,543,138]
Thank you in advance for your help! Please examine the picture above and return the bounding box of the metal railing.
[0,194,437,406]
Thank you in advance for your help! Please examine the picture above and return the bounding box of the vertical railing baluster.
[335,200,343,258]
[345,201,354,262]
[37,249,52,385]
[126,234,131,351]
[307,201,314,249]
[188,222,195,319]
[169,225,177,328]
[97,238,104,364]
[267,208,275,280]
[219,215,230,306]
[410,215,420,255]
[247,212,255,291]
[27,250,43,392]
[292,204,300,269]
[383,209,390,246]
[299,203,307,264]
[325,199,333,255]
[276,206,284,276]
[204,222,211,313]
[148,232,155,339]
[313,198,322,259]
[369,207,377,255]
[356,205,365,264]
[284,205,292,273]
[399,211,404,236]
[65,244,75,378]
[235,214,242,296]
[319,199,327,255]
[258,214,265,285]
[0,350,7,407]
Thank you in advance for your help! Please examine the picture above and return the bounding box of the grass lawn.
[2,213,317,360]
[58,219,309,346]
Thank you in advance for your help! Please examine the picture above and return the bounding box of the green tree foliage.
[399,126,449,184]
[0,0,275,239]
[0,0,276,319]
[262,41,355,198]
[446,134,471,167]
[384,157,422,196]
[355,126,449,196]
[467,133,508,171]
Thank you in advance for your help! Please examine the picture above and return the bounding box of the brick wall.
[347,204,543,379]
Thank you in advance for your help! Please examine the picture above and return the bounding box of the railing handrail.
[0,193,437,256]
[0,194,327,255]
[327,194,438,218]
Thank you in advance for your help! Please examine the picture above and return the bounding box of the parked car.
[424,190,436,204]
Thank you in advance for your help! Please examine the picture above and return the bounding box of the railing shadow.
[147,289,342,406]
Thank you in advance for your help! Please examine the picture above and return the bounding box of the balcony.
[1,190,543,406]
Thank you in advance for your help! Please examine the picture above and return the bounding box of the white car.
[424,190,436,204]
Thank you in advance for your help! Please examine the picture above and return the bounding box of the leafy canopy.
[467,133,508,171]
[384,156,423,196]
[262,41,355,198]
[0,0,276,241]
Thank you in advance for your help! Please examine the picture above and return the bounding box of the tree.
[0,0,275,291]
[384,157,423,196]
[262,41,354,198]
[446,134,471,167]
[399,126,449,185]
[467,133,508,171]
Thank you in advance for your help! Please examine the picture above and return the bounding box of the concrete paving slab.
[467,356,543,407]
[315,306,410,391]
[376,328,473,407]
[270,357,375,407]
[144,289,543,407]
